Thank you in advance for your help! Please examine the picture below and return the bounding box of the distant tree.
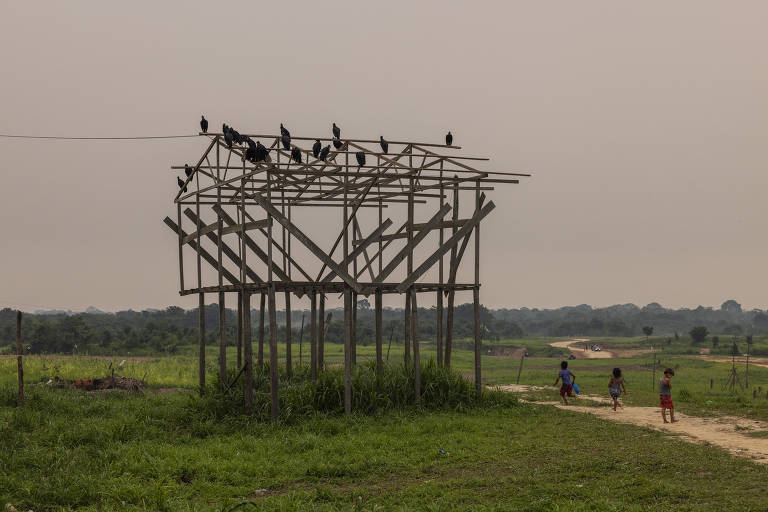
[674,332,679,341]
[642,326,654,337]
[746,334,754,348]
[689,326,709,344]
[721,300,742,313]
[357,298,371,310]
[712,335,719,348]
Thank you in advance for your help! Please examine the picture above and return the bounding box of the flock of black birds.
[178,117,454,192]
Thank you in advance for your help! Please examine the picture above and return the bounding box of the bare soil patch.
[499,384,768,464]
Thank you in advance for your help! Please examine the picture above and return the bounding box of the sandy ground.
[550,339,615,358]
[499,384,768,464]
[694,355,768,370]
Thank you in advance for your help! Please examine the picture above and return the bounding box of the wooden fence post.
[17,311,23,408]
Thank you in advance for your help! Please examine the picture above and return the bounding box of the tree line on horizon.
[0,299,764,356]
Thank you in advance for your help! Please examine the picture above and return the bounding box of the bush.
[190,360,516,422]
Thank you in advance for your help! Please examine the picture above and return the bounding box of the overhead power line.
[0,133,199,140]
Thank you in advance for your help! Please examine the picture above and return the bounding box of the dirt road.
[500,384,768,464]
[550,338,615,358]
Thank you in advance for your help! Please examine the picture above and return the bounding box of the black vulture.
[184,164,193,177]
[245,136,256,148]
[255,141,269,162]
[280,123,290,137]
[313,139,321,158]
[177,176,188,192]
[356,151,365,167]
[224,129,234,148]
[332,122,340,138]
[200,116,208,134]
[245,144,257,162]
[281,133,291,150]
[319,145,331,161]
[230,128,242,144]
[291,147,302,164]
[379,136,388,154]
[222,123,228,133]
[445,131,453,146]
[332,138,343,150]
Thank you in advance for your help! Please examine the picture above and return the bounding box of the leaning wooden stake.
[473,180,482,397]
[318,294,326,370]
[516,348,526,384]
[17,311,23,408]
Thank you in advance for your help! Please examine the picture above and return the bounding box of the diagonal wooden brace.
[322,219,393,283]
[183,208,263,283]
[373,203,452,283]
[212,205,293,282]
[163,217,240,285]
[251,192,363,293]
[396,200,495,293]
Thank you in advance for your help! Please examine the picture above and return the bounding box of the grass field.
[3,338,768,510]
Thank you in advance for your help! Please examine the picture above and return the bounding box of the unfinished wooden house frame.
[165,130,527,419]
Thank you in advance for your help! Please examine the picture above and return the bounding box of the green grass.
[4,339,768,510]
[2,387,768,511]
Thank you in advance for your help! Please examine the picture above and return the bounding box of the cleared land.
[3,338,768,510]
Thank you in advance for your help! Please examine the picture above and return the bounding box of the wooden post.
[198,293,205,395]
[516,348,526,384]
[219,291,227,388]
[268,285,279,421]
[258,292,265,368]
[344,287,352,414]
[318,294,325,370]
[243,291,253,413]
[16,311,23,408]
[437,161,445,366]
[404,291,411,365]
[285,291,292,378]
[310,291,318,380]
[351,291,357,366]
[412,290,420,403]
[473,179,482,397]
[375,289,383,375]
[436,289,443,367]
[445,177,459,368]
[298,313,305,365]
[237,291,243,369]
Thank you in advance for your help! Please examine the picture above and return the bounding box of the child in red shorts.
[554,361,576,405]
[659,368,677,423]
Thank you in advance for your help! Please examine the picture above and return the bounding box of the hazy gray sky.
[1,1,766,312]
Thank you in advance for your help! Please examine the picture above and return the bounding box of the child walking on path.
[554,361,576,405]
[659,368,677,423]
[608,368,627,411]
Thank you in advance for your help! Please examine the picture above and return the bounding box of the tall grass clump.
[188,359,516,422]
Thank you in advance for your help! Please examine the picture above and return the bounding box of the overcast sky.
[1,1,766,312]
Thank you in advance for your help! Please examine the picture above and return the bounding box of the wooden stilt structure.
[166,131,526,416]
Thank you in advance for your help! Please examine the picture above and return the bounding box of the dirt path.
[693,355,768,370]
[550,338,615,358]
[499,384,768,464]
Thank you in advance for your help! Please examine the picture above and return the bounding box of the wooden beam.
[322,219,393,282]
[243,291,253,413]
[183,209,263,283]
[373,203,452,283]
[268,285,279,421]
[198,293,206,395]
[219,291,226,389]
[251,193,363,293]
[163,217,240,285]
[395,200,495,293]
[375,289,383,375]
